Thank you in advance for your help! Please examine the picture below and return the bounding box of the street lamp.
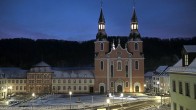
[120,93,123,109]
[32,93,35,97]
[157,81,160,95]
[69,91,72,110]
[106,98,110,110]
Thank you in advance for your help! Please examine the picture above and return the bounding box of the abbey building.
[0,5,144,98]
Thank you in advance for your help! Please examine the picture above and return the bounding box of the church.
[0,4,144,98]
[94,6,144,93]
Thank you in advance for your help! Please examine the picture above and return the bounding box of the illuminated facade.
[94,7,144,93]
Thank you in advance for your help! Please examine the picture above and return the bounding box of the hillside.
[0,37,195,72]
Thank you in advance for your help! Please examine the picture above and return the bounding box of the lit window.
[117,61,122,71]
[185,55,188,66]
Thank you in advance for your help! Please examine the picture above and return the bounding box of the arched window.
[135,61,139,70]
[126,65,128,77]
[117,61,122,71]
[134,43,139,50]
[100,61,104,70]
[100,43,104,51]
[111,65,114,77]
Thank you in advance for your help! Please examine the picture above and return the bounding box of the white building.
[167,45,196,110]
[152,66,170,95]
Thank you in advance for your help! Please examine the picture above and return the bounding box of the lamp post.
[113,88,114,104]
[157,81,159,95]
[69,91,72,110]
[106,98,110,110]
[120,93,123,109]
[144,84,146,93]
[32,93,35,110]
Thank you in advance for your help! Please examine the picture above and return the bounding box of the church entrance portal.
[135,86,139,92]
[117,85,122,93]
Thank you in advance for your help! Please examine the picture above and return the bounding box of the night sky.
[0,0,196,41]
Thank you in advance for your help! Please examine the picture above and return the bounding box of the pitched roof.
[0,67,27,78]
[34,61,50,67]
[184,45,196,53]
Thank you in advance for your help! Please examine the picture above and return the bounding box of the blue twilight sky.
[0,0,196,41]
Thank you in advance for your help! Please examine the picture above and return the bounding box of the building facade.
[152,66,170,95]
[94,7,144,93]
[167,45,196,110]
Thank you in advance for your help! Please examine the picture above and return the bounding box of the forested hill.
[0,37,196,72]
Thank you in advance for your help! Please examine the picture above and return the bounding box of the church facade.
[94,7,144,93]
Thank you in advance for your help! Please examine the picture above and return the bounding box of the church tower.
[127,7,144,92]
[94,3,109,93]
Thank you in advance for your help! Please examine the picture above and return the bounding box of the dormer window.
[185,54,188,66]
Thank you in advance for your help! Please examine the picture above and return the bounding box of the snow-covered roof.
[34,61,50,67]
[188,58,196,68]
[0,67,27,78]
[184,45,196,53]
[167,58,196,74]
[145,71,154,77]
[173,59,182,67]
[53,69,94,79]
[155,66,168,73]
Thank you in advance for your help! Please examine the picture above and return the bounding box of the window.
[74,80,76,83]
[68,86,71,90]
[58,79,61,83]
[63,79,66,83]
[117,61,122,71]
[100,43,104,50]
[135,61,139,70]
[53,86,55,90]
[172,80,176,92]
[134,43,139,50]
[24,86,26,90]
[63,86,66,90]
[58,86,60,90]
[194,84,196,99]
[8,80,11,83]
[79,80,81,83]
[20,80,23,83]
[20,86,22,90]
[53,80,56,83]
[126,65,128,77]
[179,82,183,94]
[100,61,104,70]
[111,82,114,87]
[68,80,71,83]
[16,80,18,83]
[185,54,188,66]
[111,65,114,77]
[79,86,81,90]
[185,83,190,97]
[180,106,184,110]
[89,79,92,83]
[173,103,177,110]
[84,79,86,83]
[16,86,18,90]
[126,82,129,87]
[84,86,87,90]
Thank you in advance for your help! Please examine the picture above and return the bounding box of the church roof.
[98,8,105,23]
[131,8,138,23]
[34,61,50,67]
[0,67,27,78]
